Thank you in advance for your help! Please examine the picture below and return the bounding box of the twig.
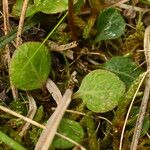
[118,4,149,12]
[130,26,150,150]
[16,0,29,46]
[2,0,9,35]
[0,105,45,129]
[2,0,18,100]
[106,0,149,12]
[19,93,37,137]
[35,89,73,150]
[109,0,129,7]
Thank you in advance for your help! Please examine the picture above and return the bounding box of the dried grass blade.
[46,78,62,105]
[130,26,150,150]
[35,89,72,150]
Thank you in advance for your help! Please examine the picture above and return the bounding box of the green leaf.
[9,42,51,90]
[95,8,125,42]
[34,0,69,14]
[74,69,125,113]
[104,56,143,88]
[53,118,84,149]
[12,0,71,17]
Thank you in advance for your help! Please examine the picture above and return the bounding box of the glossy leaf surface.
[95,8,125,42]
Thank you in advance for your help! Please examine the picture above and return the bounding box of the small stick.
[35,89,73,150]
[16,0,29,46]
[0,105,44,129]
[107,0,149,12]
[2,0,18,99]
[130,26,150,150]
[109,0,129,7]
[46,78,62,105]
[119,4,149,12]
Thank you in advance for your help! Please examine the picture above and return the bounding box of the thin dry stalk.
[119,4,149,12]
[19,93,37,137]
[35,89,73,150]
[2,0,10,51]
[16,0,29,46]
[119,72,147,150]
[0,105,85,148]
[2,0,18,100]
[46,78,62,105]
[110,0,129,7]
[0,105,45,129]
[51,108,112,125]
[130,26,150,150]
[106,0,148,12]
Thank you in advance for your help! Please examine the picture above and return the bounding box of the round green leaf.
[53,118,84,149]
[9,42,51,90]
[95,8,125,42]
[74,69,125,113]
